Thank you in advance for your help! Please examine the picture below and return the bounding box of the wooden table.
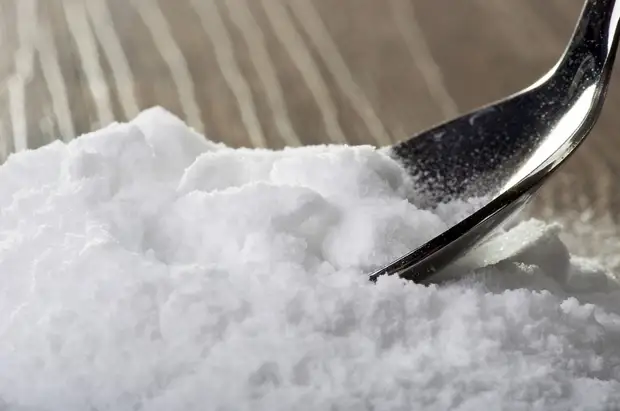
[1,0,619,265]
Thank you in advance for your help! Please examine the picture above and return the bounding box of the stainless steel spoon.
[370,0,620,283]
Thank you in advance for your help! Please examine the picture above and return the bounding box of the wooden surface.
[0,0,619,264]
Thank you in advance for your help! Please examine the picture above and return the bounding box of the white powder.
[1,107,620,411]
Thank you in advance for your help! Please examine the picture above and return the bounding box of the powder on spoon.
[1,107,619,411]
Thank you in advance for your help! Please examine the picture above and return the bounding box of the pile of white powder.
[1,107,620,411]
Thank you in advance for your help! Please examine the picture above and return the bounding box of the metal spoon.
[370,0,620,283]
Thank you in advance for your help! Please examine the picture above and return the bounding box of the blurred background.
[0,0,619,267]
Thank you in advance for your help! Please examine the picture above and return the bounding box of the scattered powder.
[1,107,620,411]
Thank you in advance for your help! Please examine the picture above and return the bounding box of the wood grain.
[0,0,619,265]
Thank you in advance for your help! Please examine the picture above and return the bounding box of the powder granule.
[0,107,619,411]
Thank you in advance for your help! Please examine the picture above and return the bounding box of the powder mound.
[1,107,620,411]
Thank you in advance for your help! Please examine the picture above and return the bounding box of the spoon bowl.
[370,0,620,283]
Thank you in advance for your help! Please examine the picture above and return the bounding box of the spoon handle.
[553,0,620,88]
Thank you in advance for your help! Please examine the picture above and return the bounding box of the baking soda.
[1,107,619,411]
